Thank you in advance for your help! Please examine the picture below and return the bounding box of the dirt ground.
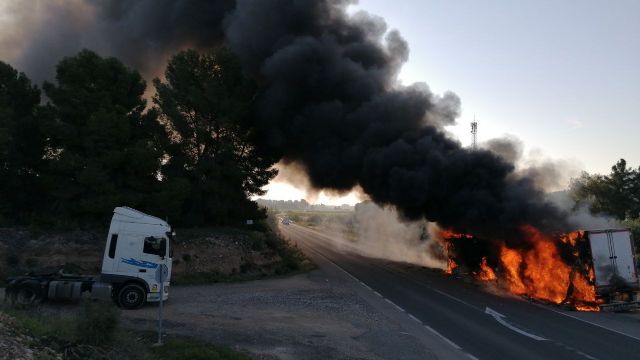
[121,270,435,360]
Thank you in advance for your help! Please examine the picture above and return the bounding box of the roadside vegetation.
[570,159,640,250]
[0,47,275,230]
[0,300,249,360]
[171,214,314,285]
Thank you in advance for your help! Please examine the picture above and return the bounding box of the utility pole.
[471,115,478,150]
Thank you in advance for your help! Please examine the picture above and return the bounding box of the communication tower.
[470,116,478,150]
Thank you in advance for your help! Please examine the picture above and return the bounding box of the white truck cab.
[101,207,174,309]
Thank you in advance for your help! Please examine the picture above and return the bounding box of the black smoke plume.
[2,0,570,242]
[225,0,569,241]
[2,0,234,82]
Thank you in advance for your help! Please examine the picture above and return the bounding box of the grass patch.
[152,337,250,360]
[2,304,76,341]
[1,302,249,360]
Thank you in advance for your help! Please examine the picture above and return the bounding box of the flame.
[446,258,458,275]
[559,230,584,247]
[474,257,496,281]
[439,229,473,239]
[442,225,599,311]
[500,245,526,294]
[498,226,598,311]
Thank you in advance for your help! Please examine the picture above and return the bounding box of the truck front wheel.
[117,284,146,309]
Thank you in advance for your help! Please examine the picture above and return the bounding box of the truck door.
[588,231,612,288]
[609,230,638,287]
[116,232,146,274]
[137,236,166,284]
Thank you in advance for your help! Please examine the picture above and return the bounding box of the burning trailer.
[443,228,639,312]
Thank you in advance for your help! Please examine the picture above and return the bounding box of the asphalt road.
[281,223,640,360]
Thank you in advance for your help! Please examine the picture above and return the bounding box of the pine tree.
[154,48,276,226]
[42,50,163,225]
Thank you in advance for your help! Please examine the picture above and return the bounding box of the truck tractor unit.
[5,207,174,309]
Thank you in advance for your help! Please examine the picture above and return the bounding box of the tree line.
[570,159,640,244]
[571,159,640,221]
[0,48,276,228]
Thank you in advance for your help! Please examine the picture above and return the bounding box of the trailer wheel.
[15,283,43,306]
[117,284,146,309]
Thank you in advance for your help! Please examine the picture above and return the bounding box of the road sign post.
[154,264,168,346]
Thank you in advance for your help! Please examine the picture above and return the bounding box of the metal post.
[154,264,167,346]
[157,279,164,344]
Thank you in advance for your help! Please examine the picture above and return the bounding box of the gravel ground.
[121,269,435,360]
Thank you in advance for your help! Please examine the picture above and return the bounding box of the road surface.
[281,223,640,360]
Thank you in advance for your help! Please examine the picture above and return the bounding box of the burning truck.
[443,227,639,312]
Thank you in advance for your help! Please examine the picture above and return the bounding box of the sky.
[261,0,640,205]
[0,1,637,206]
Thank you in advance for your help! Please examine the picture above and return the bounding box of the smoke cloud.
[225,0,569,241]
[320,202,445,269]
[1,0,574,244]
[482,136,582,192]
[0,0,234,82]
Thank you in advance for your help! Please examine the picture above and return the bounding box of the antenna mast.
[471,115,478,150]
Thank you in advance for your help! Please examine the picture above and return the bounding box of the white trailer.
[583,229,639,310]
[6,207,174,309]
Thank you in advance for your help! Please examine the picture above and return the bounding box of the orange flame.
[439,229,473,240]
[442,225,599,311]
[500,245,526,294]
[498,226,598,311]
[446,258,458,275]
[474,257,497,281]
[559,230,584,247]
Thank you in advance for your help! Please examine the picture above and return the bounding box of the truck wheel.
[117,284,146,309]
[15,284,43,306]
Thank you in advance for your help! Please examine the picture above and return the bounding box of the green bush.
[621,218,640,252]
[75,300,120,346]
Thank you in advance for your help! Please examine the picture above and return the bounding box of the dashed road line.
[408,314,422,324]
[290,225,477,360]
[423,325,462,350]
[383,298,406,312]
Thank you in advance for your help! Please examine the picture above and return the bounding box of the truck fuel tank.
[48,280,83,300]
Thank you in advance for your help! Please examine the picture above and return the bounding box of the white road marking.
[288,225,479,360]
[485,307,547,341]
[424,325,462,350]
[408,314,422,324]
[383,298,405,312]
[430,287,480,311]
[533,303,640,342]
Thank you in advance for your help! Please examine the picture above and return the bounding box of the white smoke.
[546,191,620,230]
[319,202,446,269]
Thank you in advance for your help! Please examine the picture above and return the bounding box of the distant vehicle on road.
[6,207,174,309]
